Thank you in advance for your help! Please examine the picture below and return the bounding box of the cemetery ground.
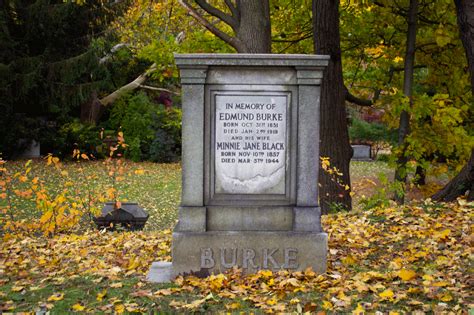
[0,160,472,313]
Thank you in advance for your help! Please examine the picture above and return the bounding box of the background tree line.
[1,0,472,211]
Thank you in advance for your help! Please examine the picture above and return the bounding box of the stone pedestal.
[148,54,329,281]
[351,144,372,160]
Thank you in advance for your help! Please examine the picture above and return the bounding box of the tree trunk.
[431,0,474,201]
[313,0,352,213]
[235,0,271,53]
[454,0,474,95]
[432,149,474,201]
[394,0,418,204]
[179,0,271,53]
[80,91,103,124]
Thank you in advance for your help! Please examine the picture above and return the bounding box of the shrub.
[149,106,182,163]
[108,92,182,162]
[57,120,103,158]
[349,117,396,145]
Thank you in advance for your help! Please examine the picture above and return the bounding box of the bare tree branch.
[178,0,243,51]
[224,0,239,21]
[344,85,378,107]
[139,85,179,95]
[99,63,156,106]
[99,43,128,64]
[195,0,239,30]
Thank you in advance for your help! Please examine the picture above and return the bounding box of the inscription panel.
[214,93,289,195]
[200,247,299,271]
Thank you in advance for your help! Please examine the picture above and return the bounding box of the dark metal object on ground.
[94,202,149,230]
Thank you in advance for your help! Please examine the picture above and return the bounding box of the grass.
[2,159,394,230]
[1,160,181,231]
[2,159,470,313]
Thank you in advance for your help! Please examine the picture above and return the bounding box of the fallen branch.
[139,85,179,95]
[99,63,157,106]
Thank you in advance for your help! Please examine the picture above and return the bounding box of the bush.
[108,92,155,161]
[149,106,181,163]
[108,92,182,162]
[349,117,396,145]
[57,120,103,158]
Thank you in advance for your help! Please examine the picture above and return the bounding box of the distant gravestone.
[148,54,329,281]
[17,139,40,159]
[351,144,372,160]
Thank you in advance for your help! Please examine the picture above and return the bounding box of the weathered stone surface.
[147,54,330,280]
[147,261,173,283]
[293,207,322,232]
[206,206,293,231]
[214,93,288,195]
[352,144,372,160]
[172,231,327,275]
[175,207,206,232]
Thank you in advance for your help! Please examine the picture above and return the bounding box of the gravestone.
[351,144,372,160]
[148,54,329,280]
[17,139,40,159]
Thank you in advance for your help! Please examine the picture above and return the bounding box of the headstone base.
[146,261,173,283]
[171,231,327,276]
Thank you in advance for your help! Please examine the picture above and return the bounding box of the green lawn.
[2,159,395,231]
[1,160,471,313]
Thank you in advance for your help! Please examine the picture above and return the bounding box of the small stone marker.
[351,144,372,160]
[148,54,329,281]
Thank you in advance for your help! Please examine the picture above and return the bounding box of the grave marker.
[148,54,330,280]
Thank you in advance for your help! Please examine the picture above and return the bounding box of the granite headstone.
[148,54,330,281]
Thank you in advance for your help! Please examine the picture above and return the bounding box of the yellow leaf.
[225,302,241,310]
[97,289,107,301]
[47,293,64,301]
[134,169,145,175]
[379,289,394,300]
[342,255,357,265]
[440,292,453,302]
[127,257,140,270]
[115,303,125,314]
[322,300,333,310]
[290,298,300,304]
[432,281,450,287]
[11,286,24,292]
[398,269,417,281]
[352,303,365,315]
[434,229,450,240]
[154,289,172,296]
[259,269,273,278]
[110,282,123,288]
[72,304,85,311]
[266,297,278,305]
[394,56,403,63]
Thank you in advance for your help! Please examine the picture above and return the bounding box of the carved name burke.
[200,247,298,270]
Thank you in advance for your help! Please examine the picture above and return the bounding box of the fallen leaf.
[398,269,417,281]
[47,293,64,302]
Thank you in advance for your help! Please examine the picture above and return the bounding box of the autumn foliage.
[1,192,471,312]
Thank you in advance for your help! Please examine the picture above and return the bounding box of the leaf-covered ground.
[1,197,472,313]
